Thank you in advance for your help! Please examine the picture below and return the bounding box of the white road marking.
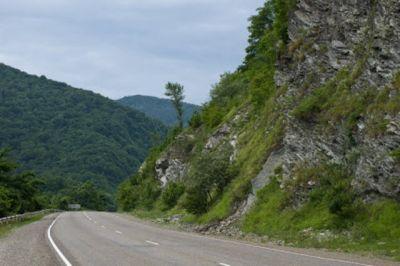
[146,240,159,246]
[47,215,72,266]
[83,212,92,221]
[115,230,122,234]
[192,235,373,266]
[219,263,231,266]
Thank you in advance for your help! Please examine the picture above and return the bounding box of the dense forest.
[117,95,200,126]
[0,150,43,217]
[0,63,167,211]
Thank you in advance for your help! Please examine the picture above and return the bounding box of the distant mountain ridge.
[0,63,167,193]
[117,95,200,126]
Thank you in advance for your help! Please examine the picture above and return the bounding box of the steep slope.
[117,95,200,126]
[118,0,400,260]
[0,63,167,193]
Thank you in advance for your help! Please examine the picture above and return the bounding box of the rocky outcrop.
[154,0,400,232]
[272,0,400,199]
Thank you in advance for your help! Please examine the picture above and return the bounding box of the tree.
[244,1,274,65]
[0,149,43,217]
[165,82,185,128]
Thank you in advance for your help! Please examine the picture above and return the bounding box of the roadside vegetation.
[116,0,400,261]
[0,213,46,238]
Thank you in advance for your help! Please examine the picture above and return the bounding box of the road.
[47,212,397,266]
[1,212,398,266]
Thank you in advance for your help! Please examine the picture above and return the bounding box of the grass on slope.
[243,171,400,261]
[0,214,45,239]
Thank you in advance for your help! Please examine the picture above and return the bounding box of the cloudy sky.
[0,0,264,104]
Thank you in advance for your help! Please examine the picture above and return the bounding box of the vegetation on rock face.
[117,0,400,260]
[243,164,400,260]
[117,95,200,127]
[117,0,296,217]
[0,63,167,210]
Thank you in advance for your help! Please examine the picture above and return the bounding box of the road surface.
[1,212,398,266]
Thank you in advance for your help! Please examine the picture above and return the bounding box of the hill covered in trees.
[0,63,167,209]
[117,95,200,126]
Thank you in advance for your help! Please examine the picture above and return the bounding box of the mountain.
[0,63,167,194]
[117,95,200,126]
[117,0,400,260]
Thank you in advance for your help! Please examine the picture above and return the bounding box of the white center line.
[47,215,72,266]
[219,263,231,266]
[145,240,159,246]
[189,234,372,266]
[115,230,122,234]
[83,212,92,221]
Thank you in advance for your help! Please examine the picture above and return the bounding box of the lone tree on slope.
[165,82,185,128]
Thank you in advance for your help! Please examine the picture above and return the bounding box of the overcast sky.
[0,0,264,104]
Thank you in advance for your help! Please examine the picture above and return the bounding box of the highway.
[1,212,398,266]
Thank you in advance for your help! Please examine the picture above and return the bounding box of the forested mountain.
[118,0,400,260]
[117,95,200,126]
[0,63,167,200]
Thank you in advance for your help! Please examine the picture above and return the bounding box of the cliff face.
[156,0,399,215]
[119,0,400,257]
[280,0,400,199]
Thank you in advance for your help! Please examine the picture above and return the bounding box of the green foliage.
[243,163,400,260]
[0,63,167,197]
[165,82,185,128]
[0,213,45,238]
[0,150,43,217]
[116,127,183,211]
[183,146,237,215]
[117,95,200,127]
[182,187,209,215]
[188,111,203,129]
[161,182,185,210]
[390,148,400,162]
[245,1,274,63]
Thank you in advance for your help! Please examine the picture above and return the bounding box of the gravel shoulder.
[0,213,60,266]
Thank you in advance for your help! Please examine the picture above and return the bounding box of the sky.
[0,0,264,104]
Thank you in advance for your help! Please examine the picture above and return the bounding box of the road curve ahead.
[48,212,395,266]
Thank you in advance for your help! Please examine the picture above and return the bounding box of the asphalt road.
[44,212,397,266]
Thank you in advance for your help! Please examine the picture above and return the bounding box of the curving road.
[47,212,395,266]
[1,212,398,266]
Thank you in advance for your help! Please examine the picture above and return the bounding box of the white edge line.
[112,213,372,266]
[219,263,231,266]
[145,240,159,246]
[47,215,72,266]
[195,234,373,266]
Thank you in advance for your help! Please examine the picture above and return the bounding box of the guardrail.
[0,209,60,225]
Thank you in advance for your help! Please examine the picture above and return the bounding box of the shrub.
[161,182,185,209]
[390,148,400,162]
[188,111,202,129]
[182,187,209,215]
[183,145,237,215]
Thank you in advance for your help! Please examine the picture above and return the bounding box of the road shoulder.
[0,213,59,266]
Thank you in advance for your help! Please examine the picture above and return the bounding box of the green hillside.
[117,0,400,260]
[0,63,167,195]
[117,95,200,126]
